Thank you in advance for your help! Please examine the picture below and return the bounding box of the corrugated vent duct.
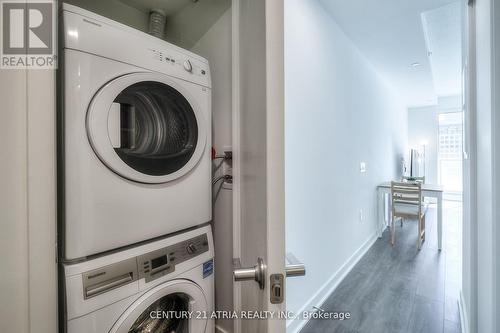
[149,9,166,39]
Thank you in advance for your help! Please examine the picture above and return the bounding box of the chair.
[402,176,431,205]
[390,181,427,250]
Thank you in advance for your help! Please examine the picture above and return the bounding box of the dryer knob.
[183,60,193,72]
[186,243,197,254]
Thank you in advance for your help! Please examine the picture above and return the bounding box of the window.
[438,112,463,195]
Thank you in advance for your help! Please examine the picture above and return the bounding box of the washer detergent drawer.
[66,258,139,320]
[83,258,138,299]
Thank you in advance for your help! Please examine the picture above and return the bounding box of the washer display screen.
[151,256,168,269]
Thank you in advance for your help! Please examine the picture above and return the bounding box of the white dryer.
[63,225,214,333]
[60,4,212,260]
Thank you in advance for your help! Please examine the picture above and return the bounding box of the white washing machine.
[63,225,214,333]
[60,4,212,260]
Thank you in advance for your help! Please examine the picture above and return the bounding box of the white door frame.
[494,2,500,332]
[231,1,243,333]
[460,1,477,332]
[461,0,500,332]
[231,0,286,332]
[265,0,286,331]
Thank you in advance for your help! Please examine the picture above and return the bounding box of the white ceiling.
[422,3,462,97]
[319,0,462,108]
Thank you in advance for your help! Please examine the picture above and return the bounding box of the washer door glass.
[110,280,208,333]
[113,81,198,176]
[87,72,208,184]
[128,293,189,333]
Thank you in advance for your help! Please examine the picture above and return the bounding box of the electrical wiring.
[212,174,232,186]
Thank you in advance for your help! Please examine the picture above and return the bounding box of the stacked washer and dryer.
[59,4,214,333]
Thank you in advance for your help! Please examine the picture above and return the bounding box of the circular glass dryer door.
[110,280,208,333]
[87,72,207,184]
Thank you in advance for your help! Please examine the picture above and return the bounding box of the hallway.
[302,202,462,333]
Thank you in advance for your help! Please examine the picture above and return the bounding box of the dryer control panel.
[62,5,211,89]
[148,48,209,82]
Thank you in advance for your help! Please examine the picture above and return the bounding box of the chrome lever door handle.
[285,252,306,277]
[286,263,306,277]
[233,257,266,289]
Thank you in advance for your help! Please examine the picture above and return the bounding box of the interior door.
[232,0,286,332]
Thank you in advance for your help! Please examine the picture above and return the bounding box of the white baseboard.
[215,324,232,333]
[286,232,378,333]
[459,290,469,333]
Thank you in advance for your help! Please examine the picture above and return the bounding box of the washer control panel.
[138,234,209,283]
[81,233,210,299]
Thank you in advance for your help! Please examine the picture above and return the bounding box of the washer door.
[87,72,207,184]
[110,280,208,333]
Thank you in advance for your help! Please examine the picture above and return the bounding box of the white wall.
[191,9,233,333]
[284,0,407,331]
[165,0,231,49]
[408,95,462,186]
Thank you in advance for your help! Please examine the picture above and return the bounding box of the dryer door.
[110,279,208,333]
[87,72,208,184]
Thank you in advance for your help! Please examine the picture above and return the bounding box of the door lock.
[270,273,284,304]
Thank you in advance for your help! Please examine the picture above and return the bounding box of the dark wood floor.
[301,202,462,333]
